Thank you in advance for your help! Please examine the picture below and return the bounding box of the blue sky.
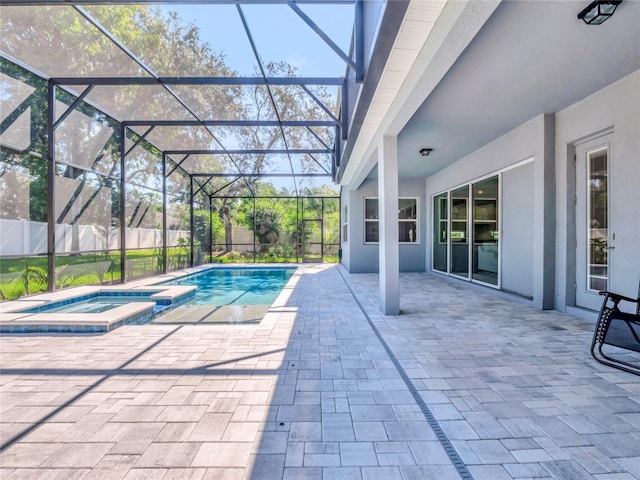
[159,3,354,77]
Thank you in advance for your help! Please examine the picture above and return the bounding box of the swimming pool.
[162,267,296,306]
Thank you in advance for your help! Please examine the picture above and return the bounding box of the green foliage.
[0,6,344,303]
[192,209,207,245]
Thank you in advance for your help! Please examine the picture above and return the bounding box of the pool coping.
[0,263,301,333]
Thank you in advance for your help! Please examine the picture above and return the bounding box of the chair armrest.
[599,290,639,304]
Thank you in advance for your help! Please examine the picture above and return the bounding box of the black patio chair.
[591,280,640,376]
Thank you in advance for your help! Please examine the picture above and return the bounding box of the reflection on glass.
[399,198,417,243]
[364,198,378,243]
[433,193,448,272]
[365,221,379,243]
[588,149,608,291]
[450,186,469,278]
[472,176,499,285]
[365,198,378,219]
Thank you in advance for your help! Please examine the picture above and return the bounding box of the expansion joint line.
[336,266,475,480]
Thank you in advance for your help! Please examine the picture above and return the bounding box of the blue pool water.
[163,267,296,306]
[22,292,171,315]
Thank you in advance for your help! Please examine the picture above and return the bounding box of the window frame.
[363,197,419,245]
[364,197,379,244]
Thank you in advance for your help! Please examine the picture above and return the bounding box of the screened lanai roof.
[0,0,360,197]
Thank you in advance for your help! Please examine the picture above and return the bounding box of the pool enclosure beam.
[46,81,56,291]
[52,85,94,130]
[32,0,354,292]
[163,149,332,155]
[166,154,192,178]
[238,1,299,195]
[124,126,155,157]
[162,154,168,274]
[123,120,338,127]
[119,123,127,283]
[3,0,355,5]
[191,173,330,177]
[190,175,195,268]
[288,0,355,70]
[50,77,345,87]
[354,0,364,82]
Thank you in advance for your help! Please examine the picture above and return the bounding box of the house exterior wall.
[341,177,426,273]
[423,70,639,313]
[555,70,640,312]
[342,70,639,313]
[501,161,535,298]
[425,115,549,304]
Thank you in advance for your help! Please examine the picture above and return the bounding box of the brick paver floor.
[1,264,639,479]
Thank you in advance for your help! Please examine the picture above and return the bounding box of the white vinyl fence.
[0,219,189,255]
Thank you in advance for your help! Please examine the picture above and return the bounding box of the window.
[399,198,418,243]
[363,197,418,244]
[342,204,348,243]
[364,198,379,243]
[587,147,608,291]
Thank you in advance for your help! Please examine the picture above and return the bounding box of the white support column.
[378,135,400,315]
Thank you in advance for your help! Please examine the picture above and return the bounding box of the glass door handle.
[607,246,615,250]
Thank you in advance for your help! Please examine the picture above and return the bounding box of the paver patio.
[1,264,639,479]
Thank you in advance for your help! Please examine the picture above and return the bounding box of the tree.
[1,5,342,273]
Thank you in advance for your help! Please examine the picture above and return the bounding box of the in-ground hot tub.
[0,286,196,333]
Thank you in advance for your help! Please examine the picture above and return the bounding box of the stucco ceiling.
[374,0,640,180]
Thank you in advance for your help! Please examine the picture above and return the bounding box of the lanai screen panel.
[210,176,255,198]
[0,72,36,151]
[271,85,335,122]
[282,126,335,151]
[253,154,295,175]
[0,6,146,77]
[289,154,331,175]
[85,3,262,78]
[297,176,338,195]
[178,154,237,176]
[239,3,353,78]
[216,125,287,151]
[251,176,299,196]
[169,85,278,122]
[81,85,196,122]
[54,100,119,176]
[141,126,225,153]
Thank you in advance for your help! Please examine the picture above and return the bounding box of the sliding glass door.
[472,177,499,285]
[450,186,469,278]
[433,176,500,286]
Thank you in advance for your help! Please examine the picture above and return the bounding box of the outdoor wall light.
[577,0,622,24]
[419,148,433,157]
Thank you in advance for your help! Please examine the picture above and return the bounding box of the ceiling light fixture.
[419,148,433,157]
[577,0,622,24]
